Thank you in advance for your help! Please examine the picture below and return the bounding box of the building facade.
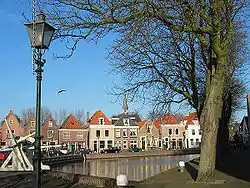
[88,110,115,153]
[23,116,36,136]
[41,115,59,145]
[137,120,160,150]
[0,110,24,145]
[59,114,88,152]
[156,114,185,150]
[112,94,141,150]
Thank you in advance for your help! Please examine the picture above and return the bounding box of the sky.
[0,0,249,122]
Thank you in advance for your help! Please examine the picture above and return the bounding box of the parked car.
[100,147,120,154]
[0,151,9,161]
[131,146,140,152]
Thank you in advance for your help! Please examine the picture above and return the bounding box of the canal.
[53,154,199,181]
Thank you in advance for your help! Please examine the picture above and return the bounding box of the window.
[123,140,128,149]
[165,138,168,142]
[100,140,105,149]
[7,130,14,139]
[116,129,120,137]
[31,121,35,128]
[130,140,137,148]
[96,130,100,137]
[47,130,54,138]
[105,130,109,137]
[123,118,129,125]
[146,125,151,133]
[192,129,195,135]
[175,128,179,135]
[196,138,199,145]
[48,121,53,127]
[29,129,35,134]
[77,132,84,140]
[190,139,194,145]
[107,140,113,148]
[99,118,104,125]
[123,129,127,137]
[63,131,70,139]
[130,129,137,137]
[199,129,202,135]
[168,129,172,136]
[9,119,13,125]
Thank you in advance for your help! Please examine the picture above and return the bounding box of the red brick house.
[23,116,36,136]
[41,115,59,145]
[59,114,88,152]
[0,110,24,145]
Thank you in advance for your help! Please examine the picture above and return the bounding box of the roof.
[61,114,82,129]
[89,110,112,125]
[137,120,147,129]
[182,112,198,121]
[112,113,140,126]
[155,114,179,125]
[112,113,142,122]
[186,119,194,125]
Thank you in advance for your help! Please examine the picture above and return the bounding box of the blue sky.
[0,0,249,122]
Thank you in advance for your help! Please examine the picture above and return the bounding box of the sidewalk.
[132,149,250,188]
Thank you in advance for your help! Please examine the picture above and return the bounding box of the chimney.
[86,111,90,122]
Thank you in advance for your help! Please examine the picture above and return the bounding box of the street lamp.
[25,13,55,188]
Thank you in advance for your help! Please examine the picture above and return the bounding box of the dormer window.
[123,118,129,125]
[31,121,35,128]
[99,118,104,125]
[146,125,151,133]
[48,121,53,127]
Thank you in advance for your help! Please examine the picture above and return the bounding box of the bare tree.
[72,109,86,125]
[40,0,249,182]
[53,108,68,125]
[20,106,52,124]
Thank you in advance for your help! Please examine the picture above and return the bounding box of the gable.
[61,115,82,129]
[89,110,112,125]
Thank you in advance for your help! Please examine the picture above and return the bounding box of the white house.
[238,116,249,145]
[181,113,202,149]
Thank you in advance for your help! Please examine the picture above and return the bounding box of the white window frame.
[9,119,13,125]
[123,118,129,126]
[31,121,35,128]
[168,128,173,136]
[192,129,195,135]
[47,130,54,138]
[99,118,104,125]
[48,121,53,127]
[175,128,179,135]
[7,130,15,139]
[77,132,84,140]
[105,130,109,137]
[130,128,137,137]
[116,129,120,137]
[63,131,70,139]
[123,129,127,137]
[123,140,128,149]
[190,139,194,145]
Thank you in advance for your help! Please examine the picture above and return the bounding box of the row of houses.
[0,97,202,152]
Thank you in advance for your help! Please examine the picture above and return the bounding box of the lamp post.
[25,13,55,188]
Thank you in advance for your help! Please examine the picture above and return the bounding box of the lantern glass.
[25,14,55,49]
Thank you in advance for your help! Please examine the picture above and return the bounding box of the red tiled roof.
[182,112,198,121]
[186,119,194,125]
[153,122,161,129]
[61,114,82,129]
[137,120,147,129]
[89,110,112,125]
[155,114,179,125]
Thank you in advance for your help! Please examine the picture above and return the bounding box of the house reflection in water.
[54,154,199,181]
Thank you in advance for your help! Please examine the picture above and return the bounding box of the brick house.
[41,115,59,145]
[156,114,185,150]
[88,110,115,153]
[111,94,141,150]
[59,114,88,152]
[0,110,24,145]
[23,116,36,136]
[137,120,161,150]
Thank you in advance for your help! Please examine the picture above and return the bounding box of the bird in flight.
[57,89,67,94]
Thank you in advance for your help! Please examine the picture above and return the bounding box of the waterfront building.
[180,112,202,149]
[0,110,24,145]
[41,115,59,145]
[111,94,141,150]
[88,110,115,153]
[23,116,36,136]
[137,120,161,150]
[156,114,185,150]
[59,114,88,152]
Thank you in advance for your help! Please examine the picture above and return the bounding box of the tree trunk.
[196,57,226,182]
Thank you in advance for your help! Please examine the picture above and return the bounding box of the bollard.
[179,161,185,172]
[117,174,128,187]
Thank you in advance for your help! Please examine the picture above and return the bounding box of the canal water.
[53,154,199,181]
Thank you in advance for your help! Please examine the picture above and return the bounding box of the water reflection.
[54,154,199,181]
